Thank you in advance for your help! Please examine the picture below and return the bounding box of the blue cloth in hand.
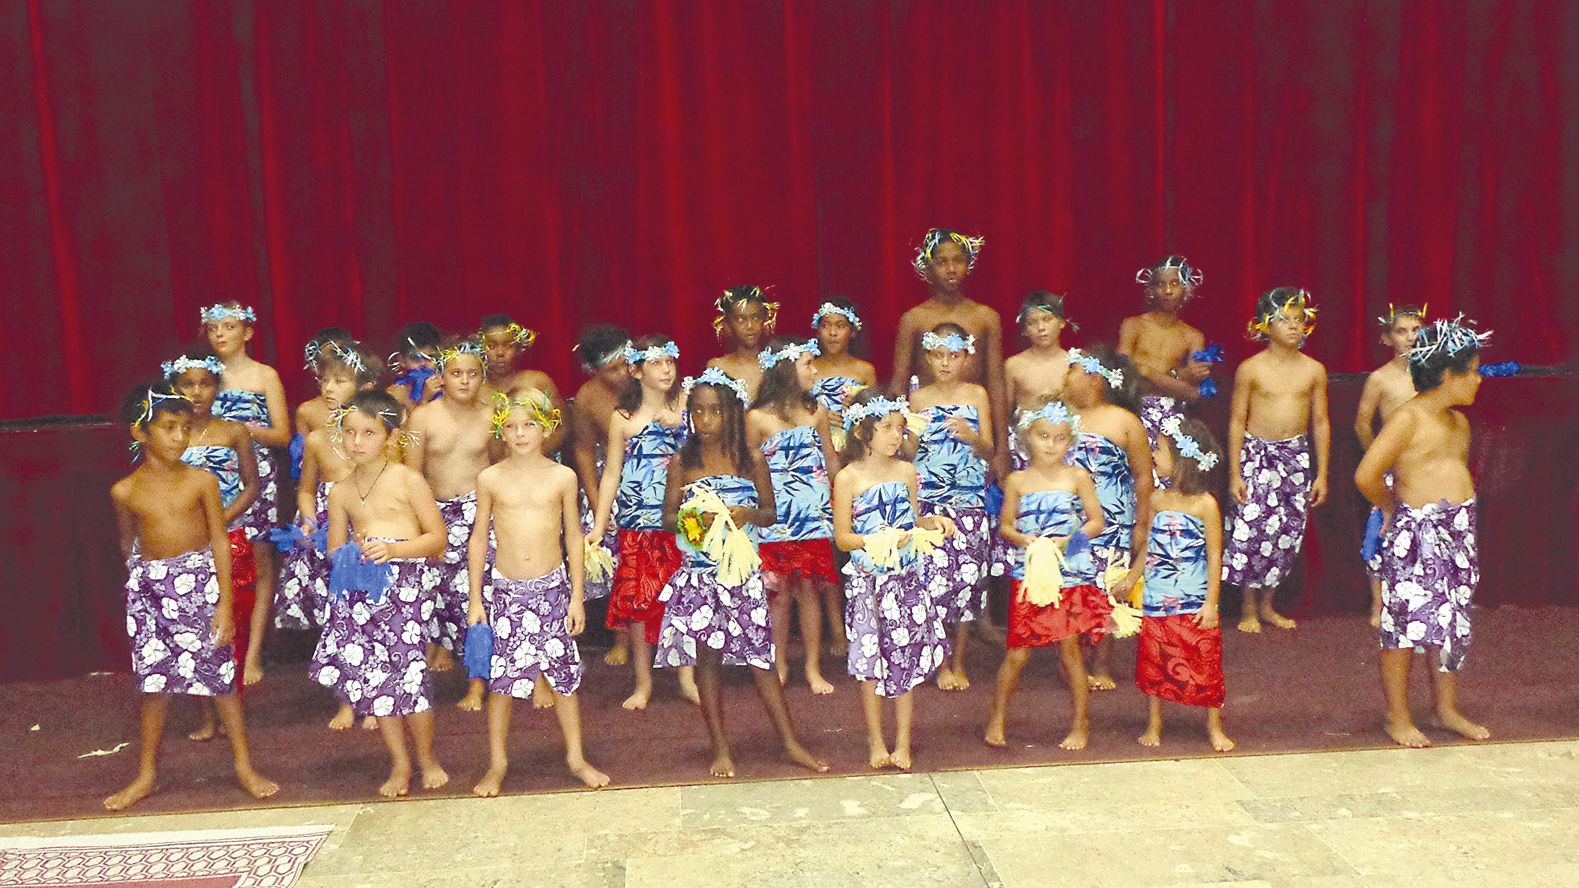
[463,623,493,681]
[328,541,393,603]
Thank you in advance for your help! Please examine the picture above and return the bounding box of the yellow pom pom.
[1022,537,1067,607]
[583,539,616,583]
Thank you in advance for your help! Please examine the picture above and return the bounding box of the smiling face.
[337,409,392,466]
[1024,418,1073,466]
[498,409,547,456]
[925,240,969,295]
[203,318,251,359]
[481,327,523,376]
[442,354,486,403]
[815,313,853,356]
[172,369,219,415]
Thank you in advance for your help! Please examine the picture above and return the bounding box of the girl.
[1132,416,1233,752]
[202,302,291,686]
[386,321,445,412]
[835,388,955,770]
[909,323,994,691]
[656,369,829,778]
[748,337,841,695]
[984,401,1106,751]
[706,286,778,399]
[310,390,449,797]
[589,335,696,710]
[1063,346,1153,691]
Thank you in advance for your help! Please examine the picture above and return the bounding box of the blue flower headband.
[199,304,257,324]
[1017,401,1080,433]
[436,338,488,371]
[624,341,680,366]
[843,395,909,432]
[921,331,976,354]
[161,355,225,381]
[1410,315,1492,366]
[682,367,750,405]
[912,228,984,279]
[1067,348,1124,389]
[759,339,820,369]
[1159,414,1219,471]
[1135,256,1204,293]
[811,302,862,331]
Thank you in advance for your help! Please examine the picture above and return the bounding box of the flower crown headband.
[623,341,680,366]
[1135,257,1204,293]
[713,288,781,341]
[199,304,256,324]
[1017,400,1081,432]
[1159,414,1219,471]
[811,303,861,331]
[921,331,976,355]
[1246,289,1318,343]
[435,338,487,371]
[843,395,909,432]
[682,367,750,405]
[1067,348,1124,389]
[1409,315,1492,365]
[484,322,537,349]
[759,339,820,370]
[161,355,225,381]
[1377,303,1429,329]
[912,229,984,279]
[490,389,562,437]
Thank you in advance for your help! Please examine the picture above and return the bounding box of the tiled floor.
[6,741,1578,887]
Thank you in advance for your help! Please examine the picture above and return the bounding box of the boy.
[1223,288,1331,632]
[1354,305,1425,626]
[568,325,633,664]
[1118,256,1213,451]
[469,388,610,794]
[1355,316,1491,748]
[479,315,564,445]
[106,386,277,811]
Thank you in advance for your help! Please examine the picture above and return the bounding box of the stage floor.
[4,609,1577,825]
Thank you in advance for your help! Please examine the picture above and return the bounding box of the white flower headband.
[921,331,976,354]
[1410,315,1492,365]
[843,395,910,432]
[161,355,225,380]
[759,339,820,369]
[682,367,750,405]
[1159,414,1219,471]
[1135,256,1204,292]
[623,341,680,366]
[1017,401,1081,433]
[199,304,256,324]
[811,302,862,331]
[1067,348,1124,389]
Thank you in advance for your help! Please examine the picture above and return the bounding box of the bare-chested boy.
[1118,256,1213,453]
[1222,288,1331,633]
[296,327,356,439]
[1355,317,1491,748]
[480,314,562,412]
[405,337,499,699]
[1354,305,1425,626]
[708,287,776,400]
[1004,291,1074,469]
[568,324,634,664]
[106,385,277,811]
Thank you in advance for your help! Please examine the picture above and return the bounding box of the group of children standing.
[106,228,1496,812]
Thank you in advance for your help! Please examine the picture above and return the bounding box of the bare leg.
[1430,651,1489,740]
[602,624,630,666]
[212,694,278,798]
[1368,575,1384,628]
[1058,637,1090,750]
[984,647,1029,747]
[105,695,168,811]
[950,621,971,690]
[188,698,217,742]
[376,716,413,797]
[678,665,699,705]
[694,648,733,778]
[1138,696,1163,746]
[622,632,654,710]
[972,584,1006,646]
[1382,648,1430,747]
[769,585,793,686]
[457,678,487,711]
[245,549,275,685]
[750,665,828,773]
[474,693,512,797]
[549,691,609,787]
[796,582,833,695]
[1206,707,1235,751]
[1259,587,1297,629]
[891,691,915,770]
[1087,634,1116,691]
[860,681,892,769]
[1237,585,1262,633]
[408,709,448,789]
[821,581,847,656]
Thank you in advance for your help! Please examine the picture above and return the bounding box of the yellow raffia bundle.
[1021,537,1068,607]
[1106,595,1144,638]
[680,487,761,587]
[863,523,944,571]
[1102,551,1144,637]
[905,411,929,438]
[1103,553,1145,609]
[583,538,616,583]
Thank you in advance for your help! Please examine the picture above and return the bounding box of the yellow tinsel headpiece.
[1377,302,1428,329]
[1246,288,1318,344]
[436,337,488,371]
[484,322,537,349]
[490,389,562,438]
[713,286,781,341]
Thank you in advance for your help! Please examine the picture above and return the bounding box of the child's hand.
[1181,361,1212,384]
[895,530,913,549]
[567,600,586,636]
[298,516,317,534]
[1194,603,1220,630]
[361,539,394,563]
[468,602,485,626]
[1229,472,1248,504]
[1108,566,1143,599]
[728,506,756,527]
[212,610,236,647]
[944,417,977,442]
[921,514,958,538]
[584,527,605,548]
[1307,475,1329,508]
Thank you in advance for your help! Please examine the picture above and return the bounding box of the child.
[296,327,356,440]
[1063,346,1154,690]
[984,401,1106,751]
[387,322,445,412]
[748,338,841,694]
[105,385,277,811]
[567,325,633,663]
[1134,416,1234,752]
[479,315,563,441]
[1355,316,1491,748]
[469,388,610,794]
[909,324,995,690]
[588,336,697,709]
[1223,288,1331,633]
[163,354,261,743]
[1118,256,1213,451]
[1354,304,1426,626]
[202,303,291,685]
[310,390,449,796]
[834,389,955,770]
[1004,292,1075,467]
[707,286,777,399]
[656,369,830,778]
[404,337,497,697]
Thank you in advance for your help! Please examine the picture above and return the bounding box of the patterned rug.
[0,824,331,887]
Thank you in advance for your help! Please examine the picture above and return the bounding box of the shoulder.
[519,369,556,390]
[1192,492,1221,523]
[111,475,136,503]
[1235,353,1264,377]
[1302,353,1329,379]
[969,301,1003,324]
[1182,321,1205,343]
[1118,315,1145,333]
[706,355,725,369]
[476,462,504,489]
[258,364,284,386]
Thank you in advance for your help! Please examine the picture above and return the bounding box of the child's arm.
[561,469,586,635]
[402,409,427,470]
[1355,409,1413,516]
[1123,414,1155,564]
[815,408,842,476]
[1353,373,1381,450]
[744,457,777,528]
[226,424,260,526]
[327,485,350,552]
[568,400,602,505]
[1196,494,1223,629]
[979,310,1009,475]
[997,474,1030,549]
[1226,361,1253,503]
[466,474,494,627]
[296,436,321,529]
[201,475,236,646]
[250,367,292,448]
[832,471,863,553]
[1074,469,1106,540]
[589,415,628,538]
[888,311,916,393]
[660,456,685,534]
[112,484,137,561]
[1308,364,1332,507]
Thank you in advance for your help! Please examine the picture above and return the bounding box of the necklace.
[353,461,388,503]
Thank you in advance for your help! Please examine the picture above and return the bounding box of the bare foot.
[952,670,971,691]
[379,768,411,798]
[244,659,265,686]
[1138,726,1162,747]
[104,774,156,811]
[826,636,848,657]
[473,765,507,798]
[869,744,893,769]
[776,664,790,687]
[456,686,485,712]
[1434,709,1491,741]
[532,680,556,710]
[621,685,652,711]
[1261,608,1297,630]
[973,618,1006,646]
[570,759,611,788]
[188,720,217,742]
[1086,673,1116,692]
[709,753,736,779]
[678,671,700,706]
[1060,724,1089,751]
[237,766,279,799]
[1385,714,1432,748]
[983,720,1007,748]
[786,743,830,774]
[1237,614,1262,634]
[1368,604,1383,629]
[936,668,958,691]
[808,671,835,696]
[890,748,913,770]
[602,644,629,667]
[421,761,450,790]
[361,715,379,731]
[1208,726,1236,752]
[328,705,355,731]
[429,647,456,672]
